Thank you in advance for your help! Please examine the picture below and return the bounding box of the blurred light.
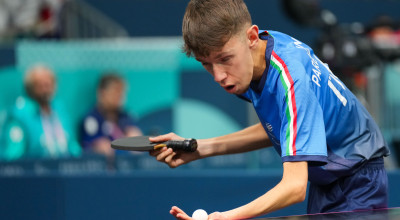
[350,22,364,35]
[322,42,335,60]
[321,10,337,26]
[342,41,358,57]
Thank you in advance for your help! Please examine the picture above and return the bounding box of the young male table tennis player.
[149,0,390,219]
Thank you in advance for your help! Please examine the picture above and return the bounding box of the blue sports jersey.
[241,30,390,185]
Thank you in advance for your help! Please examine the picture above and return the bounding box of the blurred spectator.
[0,64,81,160]
[80,73,142,158]
[367,15,400,60]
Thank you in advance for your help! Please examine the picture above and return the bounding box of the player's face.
[196,34,254,94]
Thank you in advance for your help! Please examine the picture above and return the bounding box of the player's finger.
[164,151,179,167]
[149,146,167,156]
[176,213,191,220]
[171,206,187,214]
[170,206,190,220]
[155,147,174,162]
[170,208,179,217]
[170,206,181,215]
[149,132,182,143]
[149,133,174,142]
[169,206,191,220]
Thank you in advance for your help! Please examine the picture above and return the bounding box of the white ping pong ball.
[192,209,208,220]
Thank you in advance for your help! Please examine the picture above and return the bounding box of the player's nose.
[212,65,227,83]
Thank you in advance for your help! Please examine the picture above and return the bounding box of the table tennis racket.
[111,136,197,152]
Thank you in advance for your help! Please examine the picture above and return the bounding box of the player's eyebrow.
[195,51,232,63]
[214,51,231,59]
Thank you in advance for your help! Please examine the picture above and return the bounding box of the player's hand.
[170,206,193,220]
[149,133,200,168]
[208,211,228,220]
[170,206,227,220]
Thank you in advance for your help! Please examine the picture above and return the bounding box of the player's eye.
[202,62,210,67]
[220,56,232,63]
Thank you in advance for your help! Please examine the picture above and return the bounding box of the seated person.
[0,64,81,160]
[80,73,142,158]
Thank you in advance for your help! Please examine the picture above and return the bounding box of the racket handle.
[166,139,198,152]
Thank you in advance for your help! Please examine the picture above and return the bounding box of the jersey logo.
[265,122,280,147]
[266,122,273,133]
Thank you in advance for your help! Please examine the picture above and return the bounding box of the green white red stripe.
[270,51,298,156]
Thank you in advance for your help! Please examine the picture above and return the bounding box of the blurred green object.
[0,119,25,160]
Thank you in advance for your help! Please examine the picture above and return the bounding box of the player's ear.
[247,25,259,48]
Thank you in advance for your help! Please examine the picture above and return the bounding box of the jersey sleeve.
[272,52,328,166]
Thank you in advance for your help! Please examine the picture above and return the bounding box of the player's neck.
[252,39,267,81]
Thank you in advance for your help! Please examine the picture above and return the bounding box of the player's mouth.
[223,85,236,93]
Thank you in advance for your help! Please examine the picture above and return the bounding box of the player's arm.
[198,122,271,158]
[215,161,308,219]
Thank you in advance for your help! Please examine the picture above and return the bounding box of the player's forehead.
[195,36,242,62]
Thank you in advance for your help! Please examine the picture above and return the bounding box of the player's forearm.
[222,162,308,219]
[198,122,271,158]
